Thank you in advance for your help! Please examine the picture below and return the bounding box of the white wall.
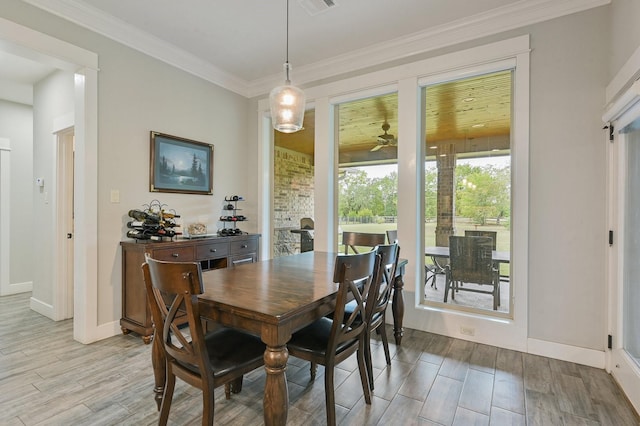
[31,70,74,308]
[0,100,33,291]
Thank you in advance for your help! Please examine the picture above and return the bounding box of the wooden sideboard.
[120,234,260,343]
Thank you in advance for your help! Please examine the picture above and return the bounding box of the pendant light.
[269,0,305,133]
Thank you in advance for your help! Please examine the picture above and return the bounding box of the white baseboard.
[389,291,606,369]
[30,296,54,319]
[528,338,605,369]
[74,320,122,344]
[0,280,33,296]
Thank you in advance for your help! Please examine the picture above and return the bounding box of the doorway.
[609,92,640,413]
[55,127,74,320]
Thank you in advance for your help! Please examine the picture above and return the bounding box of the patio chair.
[444,236,500,310]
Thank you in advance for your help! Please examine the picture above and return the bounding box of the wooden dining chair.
[444,236,500,310]
[342,231,386,254]
[143,257,265,426]
[386,229,397,244]
[286,251,380,426]
[363,243,399,389]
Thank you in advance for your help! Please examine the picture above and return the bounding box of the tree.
[455,163,510,225]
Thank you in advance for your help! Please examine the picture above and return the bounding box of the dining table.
[150,250,407,426]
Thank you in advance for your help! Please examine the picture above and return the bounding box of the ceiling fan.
[371,122,397,151]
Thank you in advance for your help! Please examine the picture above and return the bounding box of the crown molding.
[20,0,250,96]
[247,0,610,97]
[21,0,609,99]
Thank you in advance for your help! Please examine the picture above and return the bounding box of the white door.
[55,127,74,319]
[609,84,640,413]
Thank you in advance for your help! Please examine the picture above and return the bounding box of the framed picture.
[150,131,214,195]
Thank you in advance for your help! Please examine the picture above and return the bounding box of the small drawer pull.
[241,244,248,248]
[172,253,179,258]
[210,248,217,252]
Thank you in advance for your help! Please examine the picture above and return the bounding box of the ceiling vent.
[298,0,336,16]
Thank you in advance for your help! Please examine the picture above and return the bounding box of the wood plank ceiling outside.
[274,70,512,165]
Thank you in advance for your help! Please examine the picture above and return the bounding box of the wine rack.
[126,199,180,241]
[218,195,246,236]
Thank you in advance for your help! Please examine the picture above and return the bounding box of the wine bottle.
[161,211,181,219]
[128,209,160,223]
[126,229,151,240]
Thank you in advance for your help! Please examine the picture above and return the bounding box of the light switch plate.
[110,189,120,203]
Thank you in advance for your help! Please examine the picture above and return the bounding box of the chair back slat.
[449,236,494,284]
[367,243,399,321]
[329,251,381,352]
[464,230,497,250]
[144,257,210,376]
[342,231,386,254]
[386,230,398,244]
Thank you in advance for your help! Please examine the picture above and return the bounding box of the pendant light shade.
[270,0,305,133]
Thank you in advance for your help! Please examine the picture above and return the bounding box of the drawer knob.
[241,244,248,248]
[172,253,179,258]
[210,248,217,252]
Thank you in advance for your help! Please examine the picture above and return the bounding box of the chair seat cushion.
[178,327,265,378]
[288,317,354,356]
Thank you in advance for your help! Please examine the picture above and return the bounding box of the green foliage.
[456,163,510,225]
[338,169,398,218]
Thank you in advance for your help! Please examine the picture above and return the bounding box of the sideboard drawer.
[230,238,258,255]
[152,246,195,262]
[196,241,229,259]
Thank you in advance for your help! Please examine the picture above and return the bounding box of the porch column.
[435,143,455,247]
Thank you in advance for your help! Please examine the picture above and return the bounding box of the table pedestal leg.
[263,345,289,426]
[392,274,405,345]
[151,331,166,410]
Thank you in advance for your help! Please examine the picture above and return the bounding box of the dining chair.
[342,231,386,254]
[386,229,397,244]
[143,257,265,426]
[362,243,399,390]
[286,250,380,426]
[444,236,500,310]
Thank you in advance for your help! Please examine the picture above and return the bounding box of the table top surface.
[425,246,510,263]
[200,251,340,324]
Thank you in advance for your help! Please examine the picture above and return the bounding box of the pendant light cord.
[285,0,291,82]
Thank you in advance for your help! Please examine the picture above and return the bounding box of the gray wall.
[1,0,252,324]
[610,0,640,79]
[0,100,33,287]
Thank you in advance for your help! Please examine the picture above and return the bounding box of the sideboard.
[120,234,260,343]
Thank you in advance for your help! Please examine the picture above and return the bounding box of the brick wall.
[273,146,314,256]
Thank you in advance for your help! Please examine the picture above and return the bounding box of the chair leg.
[310,362,317,380]
[224,383,231,400]
[363,328,374,390]
[444,276,450,303]
[202,381,215,426]
[357,337,372,405]
[230,376,244,394]
[379,322,391,366]
[324,362,337,426]
[159,370,176,426]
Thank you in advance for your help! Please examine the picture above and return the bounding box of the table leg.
[263,345,289,426]
[151,331,165,410]
[392,274,405,345]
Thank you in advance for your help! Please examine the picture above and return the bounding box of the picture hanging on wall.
[150,131,213,195]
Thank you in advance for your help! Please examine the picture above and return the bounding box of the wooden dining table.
[150,251,407,425]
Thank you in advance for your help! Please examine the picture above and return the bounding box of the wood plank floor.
[1,292,638,425]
